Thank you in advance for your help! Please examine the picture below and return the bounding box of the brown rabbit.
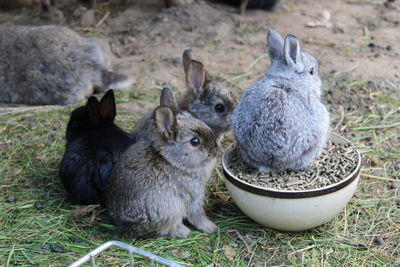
[107,105,219,238]
[132,49,237,143]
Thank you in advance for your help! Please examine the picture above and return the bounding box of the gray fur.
[132,49,237,143]
[132,87,177,144]
[0,25,132,105]
[159,86,179,114]
[180,48,237,138]
[231,28,330,173]
[107,106,218,238]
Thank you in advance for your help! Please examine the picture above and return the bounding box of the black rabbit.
[59,90,134,205]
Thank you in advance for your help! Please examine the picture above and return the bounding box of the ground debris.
[5,195,15,203]
[34,200,44,210]
[373,236,383,245]
[50,245,65,253]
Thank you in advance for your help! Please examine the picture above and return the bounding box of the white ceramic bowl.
[221,133,361,232]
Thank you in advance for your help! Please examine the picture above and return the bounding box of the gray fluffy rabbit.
[0,25,132,105]
[231,28,330,173]
[107,105,219,238]
[132,49,237,143]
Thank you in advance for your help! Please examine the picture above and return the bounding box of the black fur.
[219,0,279,10]
[246,0,278,10]
[59,90,134,205]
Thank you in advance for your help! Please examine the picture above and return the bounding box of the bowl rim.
[221,132,361,199]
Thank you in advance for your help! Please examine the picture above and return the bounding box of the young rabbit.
[231,28,330,173]
[59,90,134,205]
[0,25,132,105]
[180,49,237,138]
[107,105,219,238]
[132,49,237,143]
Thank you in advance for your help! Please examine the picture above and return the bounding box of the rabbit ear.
[87,96,100,124]
[185,60,206,97]
[99,89,116,121]
[268,28,284,61]
[182,48,193,76]
[154,106,177,142]
[284,35,302,69]
[183,49,206,97]
[160,87,178,114]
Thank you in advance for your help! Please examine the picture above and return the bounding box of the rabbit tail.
[100,69,133,92]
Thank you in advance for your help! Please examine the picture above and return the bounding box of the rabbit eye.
[309,68,314,75]
[215,103,225,113]
[190,137,201,147]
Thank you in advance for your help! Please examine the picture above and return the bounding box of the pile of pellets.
[227,140,359,191]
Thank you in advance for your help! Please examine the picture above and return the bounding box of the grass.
[0,77,399,266]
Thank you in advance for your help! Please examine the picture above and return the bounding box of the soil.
[0,0,399,114]
[227,140,359,191]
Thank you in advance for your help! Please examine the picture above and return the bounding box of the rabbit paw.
[200,219,218,234]
[169,223,191,239]
[187,209,218,234]
[193,217,217,234]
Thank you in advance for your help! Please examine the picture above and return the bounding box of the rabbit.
[180,49,237,138]
[132,49,237,143]
[231,28,330,173]
[107,105,219,238]
[0,25,132,105]
[59,90,135,205]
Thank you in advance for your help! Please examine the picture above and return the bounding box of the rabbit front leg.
[156,200,191,238]
[186,202,217,234]
[174,223,191,238]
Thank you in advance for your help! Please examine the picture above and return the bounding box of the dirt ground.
[0,1,399,265]
[0,0,399,112]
